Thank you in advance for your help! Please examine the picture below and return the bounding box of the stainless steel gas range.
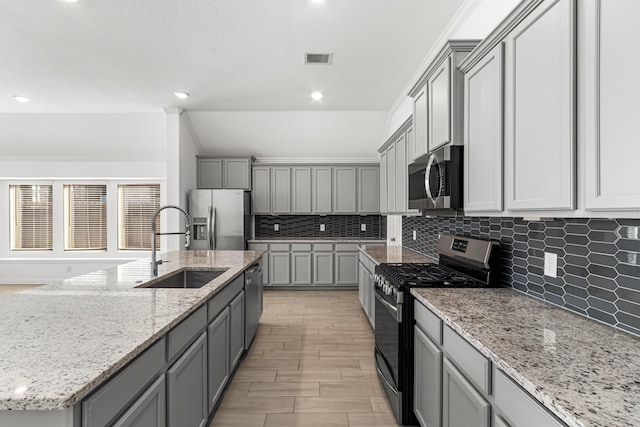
[373,234,500,425]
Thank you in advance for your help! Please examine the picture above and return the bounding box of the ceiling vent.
[305,53,333,65]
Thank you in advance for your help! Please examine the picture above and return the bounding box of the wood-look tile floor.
[210,290,399,427]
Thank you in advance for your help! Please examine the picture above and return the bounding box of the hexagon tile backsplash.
[402,216,640,336]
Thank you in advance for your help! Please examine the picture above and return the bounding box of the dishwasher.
[244,260,263,349]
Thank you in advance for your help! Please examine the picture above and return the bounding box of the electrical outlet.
[320,224,325,232]
[544,252,557,278]
[412,230,417,240]
[274,224,279,231]
[361,224,366,232]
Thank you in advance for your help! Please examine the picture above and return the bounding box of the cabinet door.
[379,151,388,214]
[464,43,504,213]
[197,158,223,189]
[428,57,452,151]
[358,261,367,311]
[358,166,380,214]
[406,124,415,164]
[292,167,312,214]
[207,307,229,413]
[504,0,575,211]
[413,84,429,160]
[367,271,375,326]
[229,291,245,370]
[583,0,640,210]
[167,332,207,427]
[113,376,166,427]
[335,252,358,286]
[251,167,271,214]
[442,358,490,427]
[313,252,334,285]
[291,252,312,285]
[395,134,407,214]
[414,326,442,427]
[333,167,357,213]
[270,252,291,285]
[271,167,291,214]
[386,145,396,214]
[312,167,333,213]
[223,158,251,190]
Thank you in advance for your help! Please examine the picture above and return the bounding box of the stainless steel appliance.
[188,189,251,250]
[408,145,463,212]
[373,234,499,425]
[244,260,263,348]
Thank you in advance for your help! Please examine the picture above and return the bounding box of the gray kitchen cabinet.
[357,166,380,214]
[291,247,312,285]
[378,118,415,216]
[251,167,271,214]
[357,252,375,327]
[313,251,334,286]
[379,151,388,215]
[442,358,490,427]
[335,245,359,286]
[428,57,452,151]
[385,145,396,214]
[271,167,291,214]
[394,133,407,214]
[229,290,245,369]
[269,252,291,285]
[197,158,222,189]
[292,167,312,214]
[223,158,251,190]
[207,307,229,414]
[504,0,575,211]
[583,0,640,211]
[412,84,429,161]
[333,167,357,213]
[312,167,333,213]
[112,376,166,427]
[495,416,511,427]
[463,43,504,213]
[414,326,442,427]
[406,125,415,166]
[167,332,208,427]
[358,261,366,311]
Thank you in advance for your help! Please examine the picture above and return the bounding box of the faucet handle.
[185,229,191,248]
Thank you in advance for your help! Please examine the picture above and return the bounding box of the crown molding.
[253,157,379,165]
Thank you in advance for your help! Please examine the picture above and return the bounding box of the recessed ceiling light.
[310,0,325,3]
[174,92,190,99]
[62,0,79,3]
[13,95,30,103]
[310,91,324,101]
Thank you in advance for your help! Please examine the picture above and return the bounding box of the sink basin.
[141,269,227,289]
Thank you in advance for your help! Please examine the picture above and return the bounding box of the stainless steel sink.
[140,269,227,289]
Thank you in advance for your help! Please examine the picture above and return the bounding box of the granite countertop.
[359,245,436,264]
[248,237,387,243]
[412,287,640,427]
[0,249,263,411]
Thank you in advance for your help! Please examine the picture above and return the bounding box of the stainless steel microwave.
[408,145,463,212]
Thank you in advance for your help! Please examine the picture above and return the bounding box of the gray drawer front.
[313,243,334,252]
[167,305,207,361]
[82,337,166,427]
[207,274,245,322]
[414,300,442,344]
[443,325,491,395]
[335,243,358,252]
[291,243,312,252]
[270,243,290,252]
[249,243,268,251]
[494,369,566,427]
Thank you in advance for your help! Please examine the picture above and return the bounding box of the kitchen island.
[0,249,263,427]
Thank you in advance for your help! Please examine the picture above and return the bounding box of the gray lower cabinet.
[229,291,245,369]
[113,376,166,427]
[207,307,229,413]
[357,252,376,327]
[442,358,490,427]
[414,326,442,427]
[335,250,358,286]
[292,250,312,285]
[167,332,208,427]
[313,251,334,285]
[270,252,291,285]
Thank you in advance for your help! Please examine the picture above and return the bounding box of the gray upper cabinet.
[504,0,575,211]
[412,85,429,161]
[358,166,380,214]
[333,167,357,213]
[112,376,166,427]
[379,151,388,214]
[271,167,291,214]
[292,167,312,214]
[197,158,223,189]
[583,0,640,211]
[463,43,504,213]
[428,57,452,151]
[394,133,407,213]
[251,167,271,214]
[386,145,396,214]
[378,118,414,216]
[414,326,442,427]
[312,167,333,213]
[442,358,490,427]
[223,158,251,190]
[197,156,253,190]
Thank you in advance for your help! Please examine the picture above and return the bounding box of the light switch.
[413,230,417,240]
[274,224,279,231]
[544,252,557,278]
[320,224,325,232]
[361,224,366,231]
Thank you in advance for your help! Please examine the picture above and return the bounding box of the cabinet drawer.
[208,275,245,322]
[82,338,166,427]
[443,325,491,395]
[249,243,268,251]
[335,243,358,252]
[313,243,334,252]
[168,305,207,361]
[270,243,290,252]
[414,300,442,344]
[494,369,566,427]
[291,243,312,252]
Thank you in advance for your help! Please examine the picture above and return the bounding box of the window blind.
[9,185,53,250]
[118,184,160,250]
[64,184,107,251]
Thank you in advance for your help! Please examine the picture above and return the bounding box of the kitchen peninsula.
[0,249,263,427]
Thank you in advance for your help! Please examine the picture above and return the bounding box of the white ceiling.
[0,0,466,114]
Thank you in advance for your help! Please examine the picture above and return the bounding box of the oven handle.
[375,292,400,323]
[375,354,399,395]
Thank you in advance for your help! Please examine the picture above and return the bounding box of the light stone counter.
[0,249,263,411]
[412,287,640,427]
[359,244,436,265]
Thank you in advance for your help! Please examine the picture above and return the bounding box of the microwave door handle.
[424,153,436,203]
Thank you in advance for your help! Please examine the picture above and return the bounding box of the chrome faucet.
[151,205,191,276]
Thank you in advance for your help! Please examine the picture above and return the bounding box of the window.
[9,185,53,250]
[118,184,160,250]
[64,184,107,251]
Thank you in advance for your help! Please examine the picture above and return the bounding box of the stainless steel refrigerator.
[188,189,251,250]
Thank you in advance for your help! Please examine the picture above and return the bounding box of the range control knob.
[385,285,393,296]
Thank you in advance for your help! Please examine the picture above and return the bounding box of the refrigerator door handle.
[212,206,217,250]
[207,206,213,250]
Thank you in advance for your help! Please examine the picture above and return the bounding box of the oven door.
[374,288,401,419]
